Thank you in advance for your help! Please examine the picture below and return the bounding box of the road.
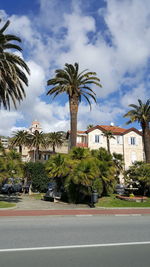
[0,215,150,266]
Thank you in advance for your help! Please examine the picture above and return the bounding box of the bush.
[24,162,49,193]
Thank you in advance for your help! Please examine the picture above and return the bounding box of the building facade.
[76,125,144,170]
[21,120,68,162]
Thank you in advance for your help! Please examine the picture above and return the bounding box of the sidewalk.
[0,194,150,217]
[0,208,150,217]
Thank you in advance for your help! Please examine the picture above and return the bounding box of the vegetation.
[102,130,115,153]
[87,124,94,129]
[27,130,47,161]
[46,132,64,153]
[0,202,16,208]
[24,162,49,193]
[96,195,150,207]
[124,99,150,163]
[47,62,102,149]
[0,19,30,110]
[0,149,23,184]
[45,147,120,203]
[125,161,150,196]
[11,130,30,154]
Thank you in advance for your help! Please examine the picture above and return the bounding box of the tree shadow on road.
[0,194,22,203]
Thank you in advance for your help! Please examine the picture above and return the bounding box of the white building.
[75,125,144,169]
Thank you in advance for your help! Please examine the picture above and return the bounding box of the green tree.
[46,132,63,153]
[11,130,30,154]
[28,130,47,161]
[102,130,115,153]
[92,148,116,195]
[46,154,70,190]
[4,150,23,179]
[125,162,150,196]
[87,124,94,129]
[47,63,102,148]
[24,162,49,192]
[65,158,102,203]
[124,99,150,163]
[70,147,90,160]
[0,20,30,109]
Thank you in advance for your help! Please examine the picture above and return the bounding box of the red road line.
[0,209,150,217]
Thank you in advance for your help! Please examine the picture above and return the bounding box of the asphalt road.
[0,215,150,266]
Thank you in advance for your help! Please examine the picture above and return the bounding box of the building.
[21,120,68,162]
[0,137,9,149]
[75,125,144,170]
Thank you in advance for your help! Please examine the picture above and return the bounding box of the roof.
[67,125,142,136]
[86,125,142,136]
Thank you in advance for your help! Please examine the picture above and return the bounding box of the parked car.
[1,183,22,195]
[44,182,62,201]
[115,184,125,195]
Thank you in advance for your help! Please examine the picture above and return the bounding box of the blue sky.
[0,0,150,136]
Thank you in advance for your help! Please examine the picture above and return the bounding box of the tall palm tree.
[0,19,30,109]
[124,99,150,163]
[47,63,102,148]
[103,130,115,153]
[46,132,63,153]
[28,130,47,161]
[11,130,30,154]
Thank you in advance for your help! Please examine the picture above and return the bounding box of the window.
[95,135,100,143]
[131,152,137,163]
[117,136,123,144]
[130,137,136,145]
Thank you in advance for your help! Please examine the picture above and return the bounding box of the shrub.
[24,162,49,192]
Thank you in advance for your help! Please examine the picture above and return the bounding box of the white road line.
[115,214,142,217]
[0,241,150,252]
[76,215,93,217]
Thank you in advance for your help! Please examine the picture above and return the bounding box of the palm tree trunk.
[19,145,22,154]
[142,123,150,163]
[107,138,110,154]
[53,144,55,153]
[69,96,78,149]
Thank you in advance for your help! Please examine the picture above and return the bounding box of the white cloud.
[0,110,23,136]
[0,0,150,136]
[121,84,149,108]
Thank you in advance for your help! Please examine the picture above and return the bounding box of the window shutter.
[135,137,138,146]
[120,136,123,144]
[128,137,131,145]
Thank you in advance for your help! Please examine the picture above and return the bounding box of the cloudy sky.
[0,0,150,136]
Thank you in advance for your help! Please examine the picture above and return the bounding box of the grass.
[96,195,150,208]
[30,193,45,200]
[0,202,16,209]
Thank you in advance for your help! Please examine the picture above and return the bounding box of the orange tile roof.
[77,131,86,134]
[86,125,142,136]
[99,125,126,134]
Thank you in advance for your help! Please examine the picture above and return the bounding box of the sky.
[0,0,150,136]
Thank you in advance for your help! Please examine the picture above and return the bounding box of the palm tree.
[46,132,63,153]
[11,130,30,154]
[47,63,102,148]
[102,130,115,153]
[113,153,124,182]
[28,130,47,161]
[70,147,90,160]
[124,99,150,163]
[0,19,30,109]
[87,124,94,130]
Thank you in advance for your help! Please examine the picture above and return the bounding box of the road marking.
[0,241,150,252]
[76,215,93,217]
[115,214,142,217]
